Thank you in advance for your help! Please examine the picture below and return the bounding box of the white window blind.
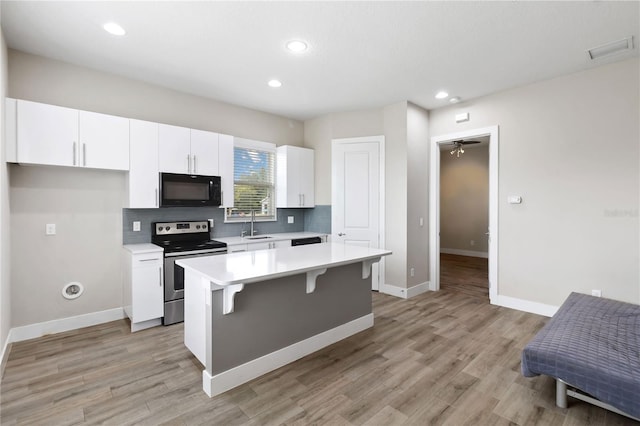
[225,139,277,222]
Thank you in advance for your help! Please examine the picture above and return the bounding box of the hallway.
[440,253,489,300]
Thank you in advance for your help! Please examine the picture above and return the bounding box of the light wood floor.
[1,290,636,425]
[440,253,489,300]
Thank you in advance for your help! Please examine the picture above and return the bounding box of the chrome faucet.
[250,210,256,236]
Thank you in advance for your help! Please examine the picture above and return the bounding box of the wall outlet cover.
[288,216,294,224]
[46,223,56,235]
[132,221,141,232]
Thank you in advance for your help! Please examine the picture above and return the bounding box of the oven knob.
[157,227,162,232]
[196,225,201,229]
[165,226,170,231]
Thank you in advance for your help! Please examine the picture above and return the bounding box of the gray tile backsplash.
[123,207,326,244]
[304,205,331,234]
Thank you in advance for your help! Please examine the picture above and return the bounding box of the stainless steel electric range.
[151,220,227,325]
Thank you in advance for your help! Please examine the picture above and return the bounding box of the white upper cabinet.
[158,124,191,174]
[158,125,221,176]
[79,110,129,170]
[218,133,234,208]
[15,99,129,170]
[190,129,219,175]
[277,145,315,208]
[128,119,159,208]
[17,99,78,167]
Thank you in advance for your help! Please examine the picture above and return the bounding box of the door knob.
[338,232,346,236]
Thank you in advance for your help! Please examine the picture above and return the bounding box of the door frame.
[429,126,499,302]
[331,136,386,291]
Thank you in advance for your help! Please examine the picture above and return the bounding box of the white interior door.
[332,136,383,290]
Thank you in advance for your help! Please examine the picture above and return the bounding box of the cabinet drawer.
[132,254,162,267]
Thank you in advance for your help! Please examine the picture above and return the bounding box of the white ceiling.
[1,1,638,121]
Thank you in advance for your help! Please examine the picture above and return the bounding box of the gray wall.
[1,28,11,363]
[440,145,489,254]
[430,58,639,306]
[7,51,306,327]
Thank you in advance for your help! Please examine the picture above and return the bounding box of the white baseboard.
[441,248,488,258]
[9,307,125,343]
[380,282,430,299]
[203,313,374,397]
[493,294,558,317]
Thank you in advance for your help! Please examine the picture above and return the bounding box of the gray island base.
[177,243,391,397]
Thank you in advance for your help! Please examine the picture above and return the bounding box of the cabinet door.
[297,147,315,207]
[248,242,272,251]
[272,240,291,249]
[79,111,129,170]
[17,100,78,167]
[129,120,159,208]
[190,129,219,175]
[132,262,163,322]
[218,134,235,207]
[158,124,191,173]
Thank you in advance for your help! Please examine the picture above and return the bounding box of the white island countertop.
[176,242,391,288]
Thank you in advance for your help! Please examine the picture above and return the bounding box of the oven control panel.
[153,221,209,236]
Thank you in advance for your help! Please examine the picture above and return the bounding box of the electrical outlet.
[470,240,475,246]
[46,223,56,235]
[410,268,415,277]
[288,216,294,224]
[419,217,424,227]
[591,289,602,297]
[132,221,141,232]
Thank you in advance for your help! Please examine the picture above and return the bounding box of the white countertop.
[176,242,391,288]
[213,232,327,246]
[123,243,164,254]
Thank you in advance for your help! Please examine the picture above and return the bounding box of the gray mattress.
[521,292,640,418]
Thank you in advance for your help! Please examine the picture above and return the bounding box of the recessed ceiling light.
[103,22,126,36]
[449,96,461,104]
[435,91,449,99]
[268,79,282,88]
[286,40,308,53]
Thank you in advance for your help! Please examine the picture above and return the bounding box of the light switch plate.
[507,195,522,204]
[288,216,294,224]
[132,221,141,232]
[46,223,56,235]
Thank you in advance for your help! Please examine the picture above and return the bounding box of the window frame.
[224,138,278,223]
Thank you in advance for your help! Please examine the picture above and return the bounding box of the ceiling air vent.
[587,36,634,60]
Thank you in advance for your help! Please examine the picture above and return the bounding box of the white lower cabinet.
[123,245,164,332]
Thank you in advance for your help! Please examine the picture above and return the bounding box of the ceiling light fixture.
[103,22,126,36]
[449,139,481,158]
[435,91,449,99]
[268,79,282,88]
[286,40,308,53]
[587,36,634,60]
[449,96,461,104]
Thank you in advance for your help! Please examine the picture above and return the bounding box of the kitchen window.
[225,138,277,222]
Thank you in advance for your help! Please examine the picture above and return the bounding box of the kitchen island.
[177,242,392,397]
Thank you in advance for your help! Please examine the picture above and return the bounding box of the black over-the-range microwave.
[159,173,222,207]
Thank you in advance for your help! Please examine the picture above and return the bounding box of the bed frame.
[556,379,640,422]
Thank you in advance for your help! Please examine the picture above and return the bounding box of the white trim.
[9,307,125,343]
[430,126,499,301]
[380,282,430,299]
[331,135,385,291]
[494,295,558,317]
[0,330,12,378]
[233,137,276,152]
[440,248,488,259]
[202,313,374,397]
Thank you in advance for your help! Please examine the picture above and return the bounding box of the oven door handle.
[164,249,227,258]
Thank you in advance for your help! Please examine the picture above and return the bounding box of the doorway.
[429,126,498,302]
[331,136,385,291]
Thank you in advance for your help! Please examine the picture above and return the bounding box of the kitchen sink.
[244,236,272,240]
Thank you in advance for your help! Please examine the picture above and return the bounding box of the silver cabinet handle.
[138,258,158,262]
[159,267,162,286]
[82,143,87,166]
[72,142,77,165]
[338,232,346,236]
[193,155,197,173]
[302,194,305,206]
[155,188,158,207]
[187,155,191,173]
